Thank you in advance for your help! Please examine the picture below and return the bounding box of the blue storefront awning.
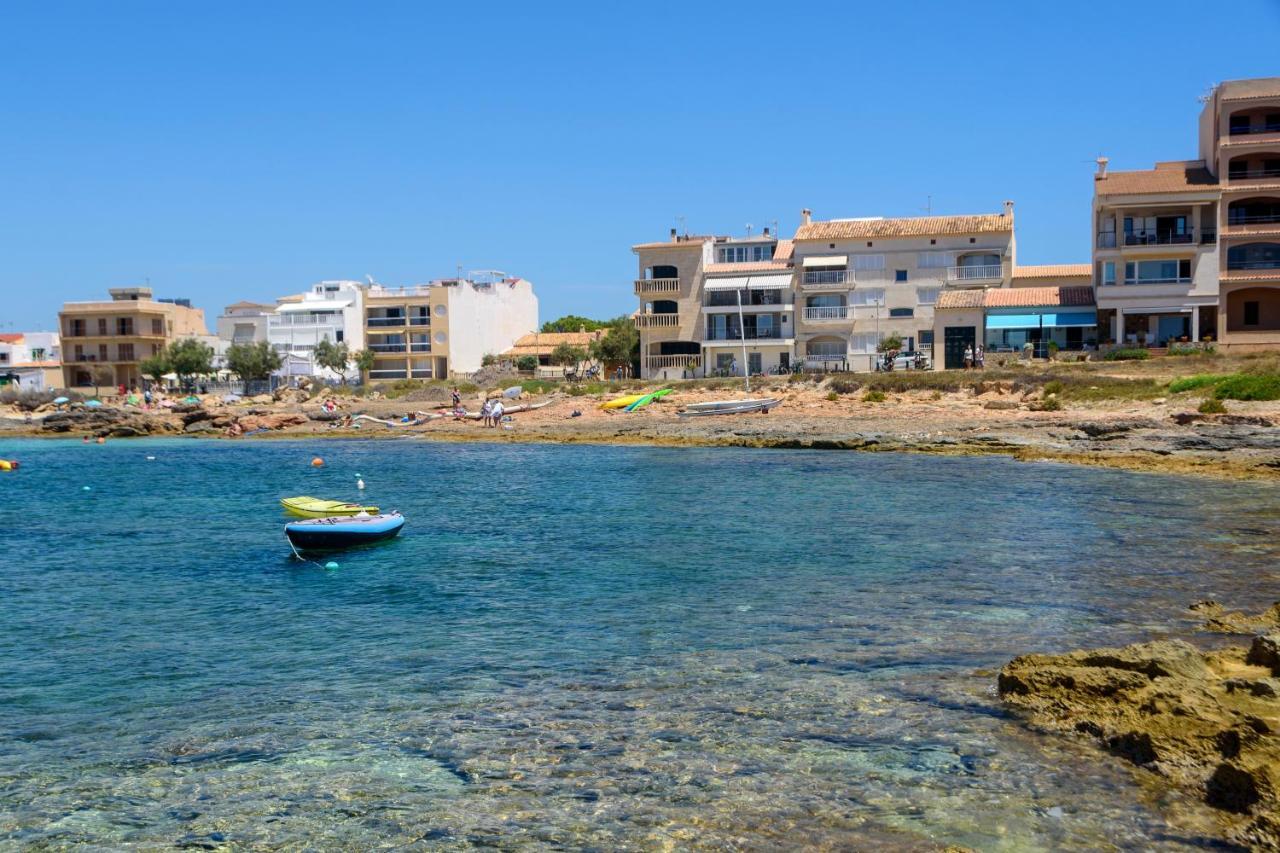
[986,311,1096,329]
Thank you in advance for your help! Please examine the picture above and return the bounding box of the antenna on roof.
[920,195,932,215]
[745,223,752,237]
[676,215,686,237]
[772,220,779,237]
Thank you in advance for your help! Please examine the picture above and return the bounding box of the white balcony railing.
[634,313,680,328]
[268,315,341,328]
[803,306,852,321]
[947,265,1003,282]
[634,278,681,295]
[802,270,847,285]
[647,354,697,369]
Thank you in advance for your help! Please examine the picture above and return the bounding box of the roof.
[773,239,794,261]
[223,300,274,310]
[631,235,715,251]
[937,286,1095,310]
[795,212,1012,241]
[1218,77,1280,101]
[1013,264,1092,280]
[1095,161,1218,195]
[0,334,23,344]
[502,330,603,357]
[1221,269,1280,283]
[704,261,792,274]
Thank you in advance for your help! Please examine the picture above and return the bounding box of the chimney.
[1003,200,1014,217]
[1095,156,1109,179]
[801,208,812,226]
[669,227,678,242]
[763,226,771,237]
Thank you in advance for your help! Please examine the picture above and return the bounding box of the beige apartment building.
[59,287,208,390]
[1093,76,1280,350]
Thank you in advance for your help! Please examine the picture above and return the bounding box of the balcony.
[1123,230,1196,247]
[369,343,407,353]
[705,328,784,342]
[634,278,681,295]
[409,343,432,352]
[647,354,697,369]
[802,270,847,286]
[803,306,852,321]
[1227,261,1280,272]
[1122,275,1192,285]
[1228,167,1280,183]
[367,369,408,380]
[1229,123,1280,136]
[947,265,1002,282]
[1097,232,1117,248]
[268,315,339,328]
[408,316,430,326]
[633,313,679,329]
[367,316,407,328]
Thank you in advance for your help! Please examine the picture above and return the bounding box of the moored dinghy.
[285,512,405,551]
[281,496,380,517]
[676,398,781,416]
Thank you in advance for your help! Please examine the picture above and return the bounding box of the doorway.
[944,326,976,370]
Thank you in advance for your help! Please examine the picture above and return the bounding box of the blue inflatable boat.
[285,512,404,551]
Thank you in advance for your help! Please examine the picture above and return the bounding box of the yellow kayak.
[281,496,380,518]
[600,393,647,410]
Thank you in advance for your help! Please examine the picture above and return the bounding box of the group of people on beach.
[962,344,986,369]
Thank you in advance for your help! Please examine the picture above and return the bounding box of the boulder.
[184,420,217,433]
[237,413,307,432]
[41,408,125,433]
[983,400,1019,411]
[1246,634,1280,675]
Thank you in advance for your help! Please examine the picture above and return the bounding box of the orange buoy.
[311,457,324,467]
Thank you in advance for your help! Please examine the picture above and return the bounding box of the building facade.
[0,332,61,390]
[267,280,366,379]
[215,301,275,346]
[58,287,208,389]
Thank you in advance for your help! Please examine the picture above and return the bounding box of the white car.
[889,350,931,370]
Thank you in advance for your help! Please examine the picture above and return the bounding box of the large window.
[916,287,940,305]
[717,244,775,263]
[849,333,882,353]
[853,254,885,270]
[1227,243,1280,270]
[1124,259,1191,284]
[849,288,885,306]
[917,252,953,269]
[1102,261,1116,286]
[807,339,845,358]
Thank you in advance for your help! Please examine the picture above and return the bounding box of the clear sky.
[2,0,1279,332]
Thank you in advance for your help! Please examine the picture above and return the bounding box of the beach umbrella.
[52,396,69,405]
[85,399,103,408]
[503,385,522,399]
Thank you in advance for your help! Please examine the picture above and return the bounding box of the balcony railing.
[804,351,847,362]
[367,316,407,327]
[634,278,681,295]
[409,343,432,352]
[803,270,847,285]
[1097,232,1117,248]
[369,343,407,353]
[1202,229,1217,244]
[705,329,784,342]
[803,306,852,321]
[408,317,430,326]
[368,369,408,380]
[1227,214,1280,225]
[1122,276,1192,285]
[268,315,340,328]
[633,313,680,328]
[1228,168,1280,182]
[947,265,1002,281]
[647,354,697,369]
[1226,261,1280,271]
[1123,231,1195,246]
[1228,123,1280,136]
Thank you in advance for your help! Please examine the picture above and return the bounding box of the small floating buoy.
[324,561,339,570]
[311,457,324,467]
[146,455,156,461]
[82,485,91,491]
[356,478,365,490]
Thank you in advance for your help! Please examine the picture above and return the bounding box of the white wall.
[444,279,539,373]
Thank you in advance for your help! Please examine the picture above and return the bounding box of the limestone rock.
[1247,635,1280,675]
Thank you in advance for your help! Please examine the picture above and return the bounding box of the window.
[849,288,885,306]
[889,307,914,318]
[98,344,108,361]
[116,318,134,335]
[98,318,108,335]
[916,287,940,305]
[748,353,762,375]
[894,270,908,282]
[1244,301,1261,326]
[151,318,163,335]
[917,252,953,269]
[1123,259,1191,283]
[751,245,774,262]
[807,340,845,358]
[853,254,885,270]
[919,329,934,346]
[118,343,135,361]
[1230,114,1251,134]
[1102,261,1116,286]
[335,330,343,342]
[69,319,85,336]
[849,333,882,353]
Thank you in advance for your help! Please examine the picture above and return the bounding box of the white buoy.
[146,456,156,461]
[82,486,91,491]
[357,478,365,490]
[325,561,339,570]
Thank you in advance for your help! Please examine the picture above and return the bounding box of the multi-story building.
[267,280,366,378]
[1093,76,1280,350]
[360,273,538,380]
[792,205,1016,371]
[58,287,208,389]
[0,332,61,391]
[216,301,275,347]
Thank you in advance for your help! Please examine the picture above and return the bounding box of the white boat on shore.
[677,398,780,417]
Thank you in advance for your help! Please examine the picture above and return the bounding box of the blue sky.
[2,0,1279,332]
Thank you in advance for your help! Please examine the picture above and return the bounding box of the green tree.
[225,341,283,393]
[541,315,608,333]
[516,355,538,372]
[876,334,904,354]
[90,365,114,398]
[313,339,351,382]
[481,353,498,367]
[550,342,586,366]
[139,350,170,386]
[352,349,376,383]
[167,337,215,390]
[589,316,641,375]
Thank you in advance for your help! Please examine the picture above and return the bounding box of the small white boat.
[677,398,780,416]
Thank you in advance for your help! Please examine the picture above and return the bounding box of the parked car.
[891,350,931,370]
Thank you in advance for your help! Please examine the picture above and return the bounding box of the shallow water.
[1,438,1277,849]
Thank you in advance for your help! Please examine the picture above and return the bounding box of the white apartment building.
[0,332,61,390]
[216,301,275,346]
[267,280,367,378]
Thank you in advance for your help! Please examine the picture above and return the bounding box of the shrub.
[876,334,904,354]
[0,387,57,410]
[1213,373,1280,402]
[1032,395,1062,412]
[1198,397,1227,414]
[1046,341,1060,355]
[1103,348,1151,361]
[519,379,557,394]
[1168,374,1230,394]
[516,355,538,372]
[1043,380,1064,397]
[827,378,862,395]
[1169,344,1217,357]
[826,391,838,402]
[862,390,886,403]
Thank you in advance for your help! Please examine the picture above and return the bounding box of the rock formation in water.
[999,633,1280,849]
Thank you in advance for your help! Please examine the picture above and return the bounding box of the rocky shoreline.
[999,604,1280,850]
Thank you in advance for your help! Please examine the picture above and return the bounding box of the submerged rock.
[999,637,1280,848]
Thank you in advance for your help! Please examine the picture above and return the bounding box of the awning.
[802,255,848,268]
[746,273,794,290]
[704,276,751,291]
[986,311,1097,329]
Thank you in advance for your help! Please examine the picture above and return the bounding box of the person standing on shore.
[479,398,492,427]
[975,344,985,369]
[451,387,461,412]
[963,344,974,369]
[490,399,505,428]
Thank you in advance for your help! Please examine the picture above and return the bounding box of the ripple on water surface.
[0,438,1276,848]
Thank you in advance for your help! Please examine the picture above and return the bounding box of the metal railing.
[803,306,852,321]
[1228,168,1280,181]
[368,343,407,353]
[1226,214,1280,225]
[633,313,680,328]
[1202,229,1217,244]
[704,329,784,341]
[634,278,681,295]
[947,264,1002,281]
[804,351,847,362]
[368,369,409,380]
[1122,276,1192,285]
[705,291,790,308]
[367,316,407,327]
[1226,260,1280,271]
[1123,230,1195,246]
[268,315,341,327]
[803,270,847,285]
[1228,124,1280,136]
[1097,232,1117,248]
[408,317,430,326]
[646,354,697,369]
[409,343,432,352]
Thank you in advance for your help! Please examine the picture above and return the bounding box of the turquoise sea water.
[1,438,1277,849]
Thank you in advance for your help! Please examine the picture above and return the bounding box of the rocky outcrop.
[41,407,179,437]
[1195,601,1280,635]
[236,413,307,432]
[999,637,1280,849]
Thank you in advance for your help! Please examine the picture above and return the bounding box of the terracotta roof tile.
[935,290,986,309]
[1221,269,1280,283]
[936,286,1095,310]
[1218,77,1280,101]
[502,330,603,357]
[795,212,1012,241]
[772,239,794,261]
[1095,161,1218,195]
[704,261,792,274]
[0,334,23,343]
[1012,264,1092,280]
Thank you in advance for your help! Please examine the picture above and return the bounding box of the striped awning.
[746,273,793,290]
[802,255,848,268]
[704,276,750,291]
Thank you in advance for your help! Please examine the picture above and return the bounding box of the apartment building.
[361,274,538,380]
[0,332,61,390]
[216,301,275,346]
[58,287,208,389]
[267,280,366,377]
[1092,76,1280,350]
[792,205,1016,371]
